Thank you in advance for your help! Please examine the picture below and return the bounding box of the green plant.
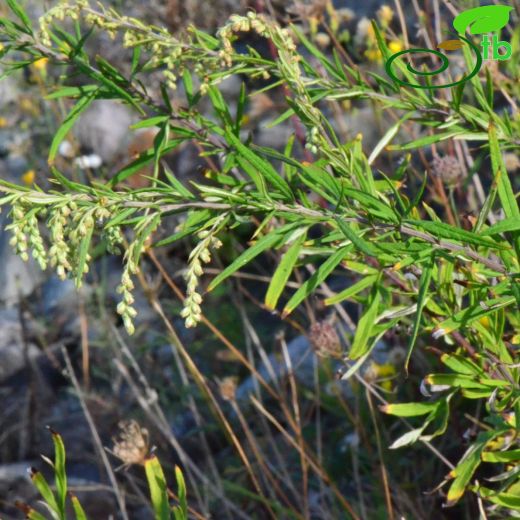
[145,458,188,520]
[15,428,188,520]
[15,429,88,520]
[1,0,519,516]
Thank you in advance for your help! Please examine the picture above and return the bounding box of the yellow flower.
[388,40,403,54]
[366,23,376,43]
[19,97,39,116]
[365,47,382,62]
[22,169,36,185]
[377,5,394,26]
[478,316,490,329]
[0,117,7,128]
[0,43,4,52]
[364,361,397,391]
[32,57,48,71]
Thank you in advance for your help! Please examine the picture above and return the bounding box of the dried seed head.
[308,320,342,358]
[431,155,464,186]
[112,420,150,467]
[218,376,238,401]
[287,0,328,22]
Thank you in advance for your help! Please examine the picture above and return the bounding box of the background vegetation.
[0,0,518,518]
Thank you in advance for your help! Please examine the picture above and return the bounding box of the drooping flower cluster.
[116,267,138,336]
[48,203,74,279]
[37,1,218,92]
[181,228,223,328]
[39,0,90,46]
[1,187,154,335]
[7,203,47,269]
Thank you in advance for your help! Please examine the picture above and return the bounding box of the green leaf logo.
[452,5,513,35]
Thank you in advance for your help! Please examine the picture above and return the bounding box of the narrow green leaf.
[420,394,452,441]
[51,430,67,517]
[387,131,463,151]
[208,222,301,292]
[45,85,100,100]
[334,218,376,256]
[324,274,378,305]
[265,230,307,310]
[481,449,520,463]
[488,123,520,220]
[6,0,32,34]
[425,374,493,390]
[477,487,520,509]
[235,155,269,199]
[380,401,439,417]
[432,296,516,337]
[131,44,142,75]
[388,427,426,449]
[49,89,98,165]
[481,218,520,236]
[163,163,194,199]
[368,117,406,165]
[70,494,88,520]
[175,466,188,519]
[75,223,93,288]
[152,120,170,178]
[446,431,499,506]
[144,456,170,520]
[300,161,341,201]
[105,208,138,228]
[72,58,144,114]
[208,85,232,126]
[282,246,350,317]
[132,214,161,266]
[405,219,509,250]
[440,353,483,376]
[182,69,194,105]
[131,116,168,130]
[235,82,246,134]
[343,187,398,223]
[15,504,48,520]
[405,255,433,371]
[30,469,60,516]
[225,130,293,201]
[108,139,183,187]
[349,286,381,359]
[51,167,90,194]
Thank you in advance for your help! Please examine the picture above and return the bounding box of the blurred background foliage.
[0,0,519,519]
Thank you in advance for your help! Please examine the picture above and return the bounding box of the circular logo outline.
[384,35,483,89]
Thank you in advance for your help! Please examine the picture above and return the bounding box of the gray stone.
[0,308,41,382]
[0,208,45,307]
[0,462,33,483]
[41,276,78,317]
[255,123,294,150]
[74,99,137,164]
[5,154,29,178]
[0,211,44,306]
[0,75,18,109]
[235,335,316,402]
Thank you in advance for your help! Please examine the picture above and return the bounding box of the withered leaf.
[437,39,464,51]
